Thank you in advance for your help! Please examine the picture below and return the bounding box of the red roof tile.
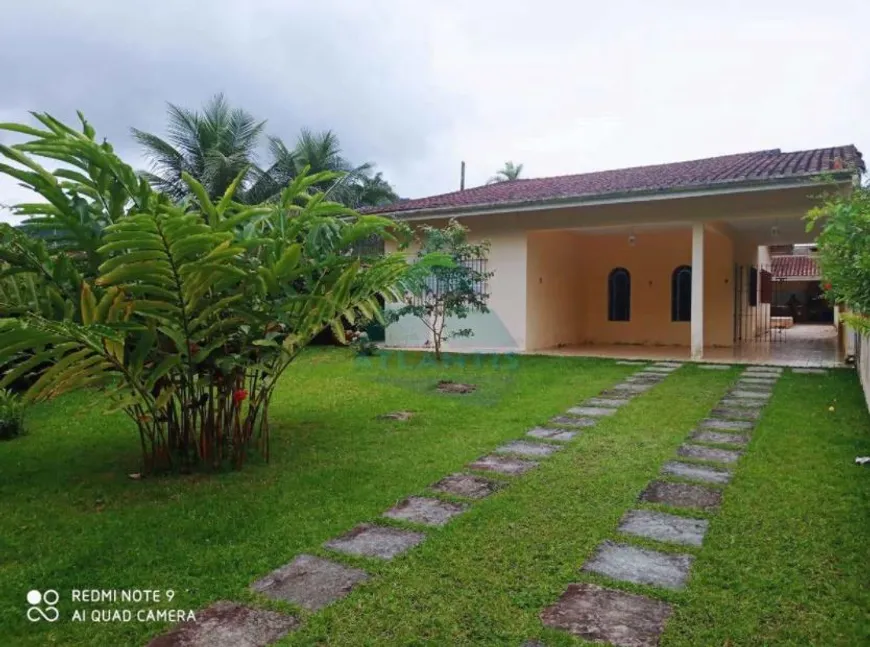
[372,146,863,216]
[771,255,821,278]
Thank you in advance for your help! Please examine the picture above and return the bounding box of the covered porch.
[536,324,841,367]
[523,194,843,365]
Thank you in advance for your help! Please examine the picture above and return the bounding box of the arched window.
[608,268,631,321]
[671,265,692,321]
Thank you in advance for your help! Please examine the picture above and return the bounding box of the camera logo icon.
[26,589,60,622]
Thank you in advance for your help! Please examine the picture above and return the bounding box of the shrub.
[807,182,870,332]
[0,113,431,472]
[347,330,378,356]
[0,389,26,440]
[388,219,493,361]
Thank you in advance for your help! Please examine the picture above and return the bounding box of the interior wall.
[526,231,584,350]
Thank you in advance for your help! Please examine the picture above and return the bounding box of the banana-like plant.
[0,113,423,472]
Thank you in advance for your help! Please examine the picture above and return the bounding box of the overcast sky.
[1,0,867,223]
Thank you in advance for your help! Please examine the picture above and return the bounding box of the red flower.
[233,389,248,405]
[824,282,832,291]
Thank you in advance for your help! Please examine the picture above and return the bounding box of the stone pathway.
[250,555,368,611]
[147,360,680,646]
[542,363,782,646]
[146,601,299,647]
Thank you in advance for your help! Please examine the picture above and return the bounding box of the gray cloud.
[0,1,453,220]
[1,0,869,223]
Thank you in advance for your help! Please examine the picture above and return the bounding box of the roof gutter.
[380,172,856,222]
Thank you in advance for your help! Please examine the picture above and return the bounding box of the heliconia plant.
[0,113,444,473]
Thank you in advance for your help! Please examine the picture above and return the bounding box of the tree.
[346,172,399,209]
[0,112,425,473]
[132,93,266,201]
[807,181,870,333]
[389,220,493,361]
[487,161,524,184]
[240,130,398,208]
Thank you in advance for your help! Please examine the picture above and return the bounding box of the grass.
[0,349,868,646]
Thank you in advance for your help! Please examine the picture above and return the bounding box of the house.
[372,146,864,363]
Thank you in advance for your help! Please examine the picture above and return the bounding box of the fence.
[851,328,870,412]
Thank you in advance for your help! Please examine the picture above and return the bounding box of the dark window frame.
[671,265,692,322]
[607,267,631,321]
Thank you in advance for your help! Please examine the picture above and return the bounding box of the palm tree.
[132,94,266,201]
[249,129,397,207]
[347,172,399,208]
[487,161,524,184]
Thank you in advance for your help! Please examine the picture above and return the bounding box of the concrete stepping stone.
[495,440,562,458]
[677,444,742,464]
[661,461,732,485]
[616,360,648,365]
[600,389,633,397]
[739,376,778,384]
[729,390,771,400]
[700,418,754,431]
[540,582,672,647]
[640,480,723,511]
[710,407,760,421]
[611,382,655,393]
[527,427,578,442]
[566,406,619,417]
[625,374,666,384]
[383,496,467,526]
[734,382,774,393]
[146,601,298,647]
[324,524,425,560]
[550,415,596,428]
[468,454,538,475]
[618,509,709,547]
[654,362,683,368]
[430,473,501,499]
[793,367,827,374]
[625,372,663,380]
[644,366,677,373]
[691,430,749,447]
[743,367,782,374]
[250,554,368,611]
[719,398,765,410]
[699,364,731,370]
[582,541,694,590]
[585,397,630,408]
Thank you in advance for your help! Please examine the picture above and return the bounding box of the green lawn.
[1,349,869,646]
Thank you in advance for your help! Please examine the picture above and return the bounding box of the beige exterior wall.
[384,226,527,350]
[526,231,584,349]
[384,186,819,352]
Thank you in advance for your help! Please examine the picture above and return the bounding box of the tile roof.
[372,146,863,216]
[771,255,821,278]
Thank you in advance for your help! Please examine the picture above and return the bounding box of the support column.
[691,223,705,360]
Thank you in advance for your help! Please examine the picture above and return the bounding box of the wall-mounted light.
[628,232,636,247]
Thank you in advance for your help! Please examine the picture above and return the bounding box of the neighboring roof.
[371,145,864,217]
[771,255,821,279]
